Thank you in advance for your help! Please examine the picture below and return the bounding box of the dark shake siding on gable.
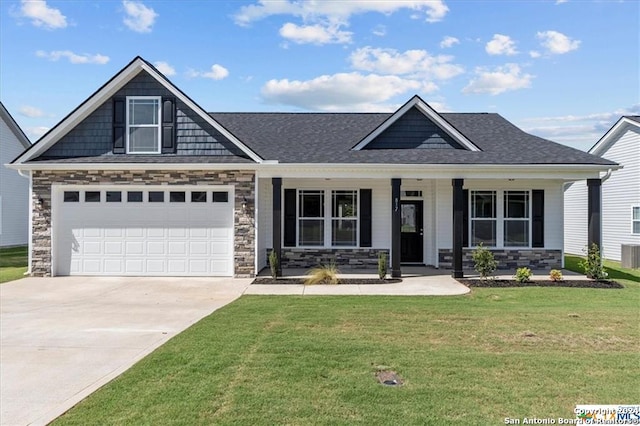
[38,71,247,159]
[364,107,463,150]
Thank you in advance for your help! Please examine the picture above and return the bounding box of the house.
[1,102,31,247]
[9,56,618,278]
[565,116,640,261]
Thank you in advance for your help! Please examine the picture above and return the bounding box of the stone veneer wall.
[275,248,390,269]
[438,248,562,270]
[31,170,255,277]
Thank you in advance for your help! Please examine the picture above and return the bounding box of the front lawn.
[55,283,639,425]
[0,246,28,283]
[565,254,640,285]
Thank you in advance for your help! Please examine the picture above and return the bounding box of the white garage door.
[53,186,234,276]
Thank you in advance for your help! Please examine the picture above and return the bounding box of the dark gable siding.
[38,71,247,159]
[365,106,464,150]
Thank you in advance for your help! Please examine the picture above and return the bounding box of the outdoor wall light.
[242,197,248,211]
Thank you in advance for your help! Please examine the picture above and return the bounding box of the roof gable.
[12,57,263,164]
[1,102,31,150]
[352,95,480,152]
[363,106,464,150]
[589,116,640,157]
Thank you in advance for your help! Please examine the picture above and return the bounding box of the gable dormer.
[352,95,480,152]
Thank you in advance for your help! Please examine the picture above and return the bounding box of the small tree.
[269,249,279,279]
[579,243,608,280]
[378,251,387,280]
[472,243,497,279]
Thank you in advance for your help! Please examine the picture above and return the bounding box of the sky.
[0,0,638,152]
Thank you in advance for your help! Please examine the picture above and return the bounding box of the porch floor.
[248,266,589,296]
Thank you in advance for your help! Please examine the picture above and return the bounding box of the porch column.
[587,178,602,251]
[272,177,282,277]
[391,178,402,278]
[452,178,465,278]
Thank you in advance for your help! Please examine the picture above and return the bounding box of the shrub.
[269,250,279,279]
[514,267,532,283]
[304,263,340,285]
[549,269,563,282]
[378,252,387,280]
[579,243,608,280]
[472,243,497,279]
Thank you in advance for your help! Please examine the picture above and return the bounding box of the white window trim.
[469,189,532,249]
[126,96,161,154]
[296,189,360,248]
[632,206,640,235]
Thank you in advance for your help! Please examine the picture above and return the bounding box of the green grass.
[0,246,27,283]
[565,254,640,285]
[55,283,640,425]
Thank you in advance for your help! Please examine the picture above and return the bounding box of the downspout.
[600,168,613,184]
[18,169,32,275]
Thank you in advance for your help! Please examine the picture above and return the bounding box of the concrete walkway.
[0,276,251,426]
[246,266,471,296]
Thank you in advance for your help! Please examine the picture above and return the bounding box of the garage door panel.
[55,186,235,277]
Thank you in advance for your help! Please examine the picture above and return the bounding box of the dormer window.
[126,96,161,154]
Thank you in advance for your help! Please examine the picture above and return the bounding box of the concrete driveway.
[0,276,251,426]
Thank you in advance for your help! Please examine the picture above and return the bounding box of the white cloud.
[463,64,533,95]
[440,36,459,48]
[122,0,157,33]
[536,30,580,55]
[279,22,352,45]
[372,25,386,37]
[19,0,67,29]
[529,50,541,58]
[261,72,426,111]
[350,46,464,80]
[153,61,176,76]
[555,0,568,4]
[234,1,449,25]
[187,64,229,80]
[19,105,45,118]
[485,34,518,56]
[26,126,50,140]
[35,50,110,64]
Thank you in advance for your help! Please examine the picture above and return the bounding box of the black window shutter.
[359,189,372,247]
[112,97,125,154]
[283,189,296,247]
[532,190,544,247]
[463,189,469,247]
[161,97,176,154]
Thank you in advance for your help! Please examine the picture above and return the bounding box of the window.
[191,191,207,203]
[298,190,324,246]
[148,191,164,202]
[106,191,121,202]
[64,191,79,202]
[295,189,359,247]
[127,191,143,202]
[170,191,185,203]
[471,191,496,246]
[504,191,530,247]
[127,97,160,153]
[212,191,229,203]
[85,191,100,202]
[332,190,357,246]
[633,206,640,234]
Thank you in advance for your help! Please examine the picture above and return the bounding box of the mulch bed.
[251,277,403,285]
[457,279,623,289]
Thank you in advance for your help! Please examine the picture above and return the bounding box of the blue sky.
[1,0,638,151]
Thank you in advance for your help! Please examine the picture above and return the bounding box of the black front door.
[400,200,423,263]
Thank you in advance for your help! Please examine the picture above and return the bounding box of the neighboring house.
[1,102,31,247]
[565,116,640,261]
[9,57,617,278]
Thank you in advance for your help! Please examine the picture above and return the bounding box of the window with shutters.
[126,96,161,153]
[296,189,359,247]
[504,191,530,247]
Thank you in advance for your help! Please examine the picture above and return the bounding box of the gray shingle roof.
[210,112,616,166]
[625,116,640,125]
[28,155,254,164]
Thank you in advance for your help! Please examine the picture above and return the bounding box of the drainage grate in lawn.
[375,369,403,386]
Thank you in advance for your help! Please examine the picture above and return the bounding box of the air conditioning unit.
[621,244,640,269]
